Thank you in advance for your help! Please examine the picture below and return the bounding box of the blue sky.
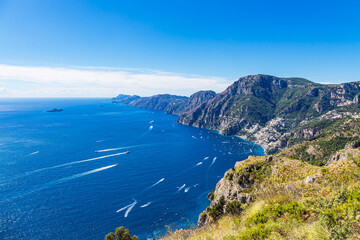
[0,0,360,97]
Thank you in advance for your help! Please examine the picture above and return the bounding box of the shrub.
[225,200,245,215]
[208,190,215,201]
[104,227,138,240]
[319,186,360,239]
[247,201,307,226]
[238,224,271,240]
[226,172,234,181]
[208,196,226,221]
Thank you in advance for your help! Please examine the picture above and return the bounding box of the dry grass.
[162,149,360,240]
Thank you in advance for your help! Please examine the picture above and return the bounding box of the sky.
[0,0,360,97]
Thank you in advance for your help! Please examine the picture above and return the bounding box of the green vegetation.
[163,148,360,240]
[225,201,245,215]
[282,116,360,166]
[105,227,138,240]
[207,196,226,221]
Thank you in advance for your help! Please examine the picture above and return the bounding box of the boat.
[46,108,63,112]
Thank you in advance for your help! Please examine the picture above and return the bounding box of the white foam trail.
[29,151,39,155]
[184,187,191,193]
[149,126,153,130]
[148,178,164,188]
[4,164,118,201]
[140,202,152,208]
[116,199,137,217]
[116,203,133,212]
[176,184,186,193]
[48,164,118,185]
[209,157,217,168]
[194,184,199,187]
[29,152,127,174]
[96,140,104,143]
[95,143,153,153]
[203,157,209,160]
[195,162,203,166]
[124,200,137,217]
[192,136,197,139]
[149,120,154,124]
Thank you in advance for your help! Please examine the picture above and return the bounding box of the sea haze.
[0,98,264,239]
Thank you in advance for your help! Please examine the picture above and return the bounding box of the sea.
[0,98,264,240]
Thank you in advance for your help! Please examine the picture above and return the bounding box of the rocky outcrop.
[197,156,271,227]
[327,149,360,165]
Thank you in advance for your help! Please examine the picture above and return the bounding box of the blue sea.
[0,98,263,240]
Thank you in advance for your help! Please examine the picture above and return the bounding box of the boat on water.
[46,108,63,112]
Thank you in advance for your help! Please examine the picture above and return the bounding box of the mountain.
[114,75,360,154]
[112,90,216,115]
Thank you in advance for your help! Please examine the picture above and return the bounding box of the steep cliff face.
[177,75,360,153]
[171,90,216,114]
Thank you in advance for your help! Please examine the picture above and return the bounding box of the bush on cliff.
[105,227,138,240]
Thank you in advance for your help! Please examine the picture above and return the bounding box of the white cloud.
[0,87,10,95]
[0,64,230,97]
[315,81,335,85]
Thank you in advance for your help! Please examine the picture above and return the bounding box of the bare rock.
[305,176,315,184]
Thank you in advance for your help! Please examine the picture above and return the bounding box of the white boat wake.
[147,178,165,189]
[116,199,137,217]
[184,187,191,193]
[203,157,209,160]
[29,151,39,155]
[95,143,151,153]
[29,152,128,174]
[44,164,118,187]
[176,184,186,193]
[208,157,217,168]
[195,162,203,166]
[3,164,118,202]
[140,202,152,208]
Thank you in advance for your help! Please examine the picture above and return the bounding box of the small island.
[46,108,63,112]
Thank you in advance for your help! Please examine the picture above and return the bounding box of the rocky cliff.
[178,75,360,154]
